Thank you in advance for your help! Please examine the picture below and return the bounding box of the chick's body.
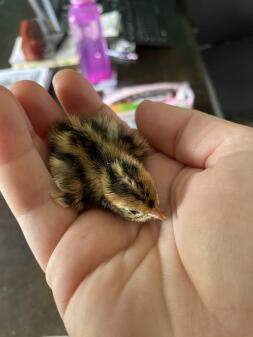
[48,115,164,222]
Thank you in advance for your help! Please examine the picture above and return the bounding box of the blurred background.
[0,0,253,336]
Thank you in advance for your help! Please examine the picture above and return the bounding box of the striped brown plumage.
[48,114,165,222]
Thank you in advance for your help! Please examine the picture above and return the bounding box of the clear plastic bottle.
[68,0,112,84]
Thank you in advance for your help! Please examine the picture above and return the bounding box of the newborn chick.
[48,114,166,222]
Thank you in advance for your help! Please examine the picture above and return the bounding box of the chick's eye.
[148,200,154,208]
[129,210,138,214]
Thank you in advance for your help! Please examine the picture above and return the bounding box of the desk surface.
[0,4,214,337]
[0,2,214,114]
[114,17,214,114]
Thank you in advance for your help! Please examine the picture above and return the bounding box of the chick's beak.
[150,207,167,221]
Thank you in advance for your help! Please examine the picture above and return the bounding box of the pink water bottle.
[68,0,112,84]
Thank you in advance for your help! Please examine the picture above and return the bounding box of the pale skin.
[0,69,253,337]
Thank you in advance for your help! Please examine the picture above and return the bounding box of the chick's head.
[102,158,166,222]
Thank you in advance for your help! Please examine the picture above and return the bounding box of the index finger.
[53,69,118,119]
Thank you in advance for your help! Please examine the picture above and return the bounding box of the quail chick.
[48,114,166,222]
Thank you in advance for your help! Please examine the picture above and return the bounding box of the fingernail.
[52,74,58,90]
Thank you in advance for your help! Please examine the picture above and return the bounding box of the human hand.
[1,69,253,337]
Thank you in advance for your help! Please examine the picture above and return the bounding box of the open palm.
[1,70,253,337]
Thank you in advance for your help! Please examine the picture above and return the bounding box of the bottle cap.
[70,0,92,4]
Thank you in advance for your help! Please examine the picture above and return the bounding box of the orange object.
[20,19,44,61]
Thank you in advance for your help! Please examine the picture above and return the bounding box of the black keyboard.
[100,0,175,47]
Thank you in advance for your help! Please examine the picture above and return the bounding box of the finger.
[0,87,77,269]
[136,101,253,168]
[11,80,65,141]
[53,69,116,118]
[0,85,46,159]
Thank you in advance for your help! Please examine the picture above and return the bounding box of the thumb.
[136,101,253,168]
